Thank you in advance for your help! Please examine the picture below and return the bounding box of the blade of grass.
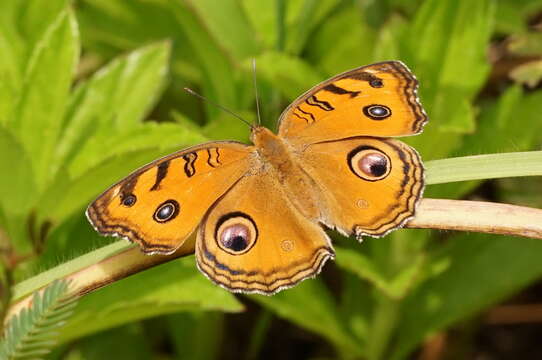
[425,151,542,184]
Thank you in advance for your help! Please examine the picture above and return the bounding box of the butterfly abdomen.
[251,127,323,221]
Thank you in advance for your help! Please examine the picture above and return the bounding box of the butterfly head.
[250,126,289,156]
[250,125,272,144]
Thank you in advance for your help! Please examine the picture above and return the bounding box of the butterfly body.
[251,126,323,221]
[87,61,428,294]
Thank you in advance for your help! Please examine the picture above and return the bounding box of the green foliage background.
[1,0,542,359]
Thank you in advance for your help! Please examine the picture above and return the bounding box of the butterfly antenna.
[252,58,262,127]
[184,87,253,129]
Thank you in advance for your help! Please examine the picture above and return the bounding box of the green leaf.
[335,247,390,294]
[17,0,70,49]
[54,42,171,174]
[307,6,376,75]
[335,246,425,299]
[77,0,184,54]
[477,86,542,153]
[404,0,495,133]
[495,0,540,34]
[67,121,206,178]
[0,12,24,125]
[1,279,77,359]
[387,1,495,161]
[184,0,259,61]
[251,279,362,357]
[372,15,408,62]
[338,273,372,349]
[57,258,243,344]
[0,127,37,252]
[0,127,36,215]
[0,1,69,125]
[74,324,153,360]
[203,110,252,141]
[285,0,341,55]
[426,86,542,198]
[256,51,324,100]
[494,0,526,33]
[12,10,79,189]
[391,234,542,360]
[110,43,170,130]
[171,1,240,113]
[167,312,224,360]
[241,0,279,49]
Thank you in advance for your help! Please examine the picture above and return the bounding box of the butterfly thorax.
[251,126,323,220]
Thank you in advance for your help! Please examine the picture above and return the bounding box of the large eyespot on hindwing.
[363,104,391,120]
[214,212,258,255]
[153,199,180,223]
[347,146,392,182]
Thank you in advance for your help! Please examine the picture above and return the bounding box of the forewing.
[278,61,428,144]
[87,141,251,254]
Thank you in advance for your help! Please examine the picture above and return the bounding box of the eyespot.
[369,79,383,88]
[281,239,294,252]
[356,199,369,209]
[121,194,137,207]
[215,212,258,255]
[348,146,391,181]
[363,104,391,120]
[153,200,180,223]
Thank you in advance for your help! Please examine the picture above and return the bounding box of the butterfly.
[87,61,428,295]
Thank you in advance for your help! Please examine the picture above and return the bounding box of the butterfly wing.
[87,141,251,254]
[278,61,427,144]
[301,137,424,238]
[195,173,334,295]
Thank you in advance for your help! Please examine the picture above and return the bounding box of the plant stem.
[407,199,542,239]
[425,151,542,184]
[6,235,195,323]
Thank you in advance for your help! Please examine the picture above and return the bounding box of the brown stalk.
[408,199,542,239]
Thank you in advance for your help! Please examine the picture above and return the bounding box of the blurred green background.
[1,0,542,359]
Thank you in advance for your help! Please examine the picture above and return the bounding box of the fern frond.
[0,279,78,360]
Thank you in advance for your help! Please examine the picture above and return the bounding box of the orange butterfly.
[87,61,427,295]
